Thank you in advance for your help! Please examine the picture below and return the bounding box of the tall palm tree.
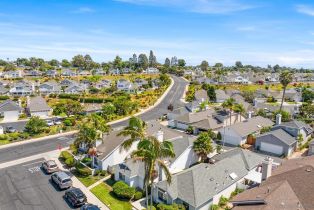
[74,124,99,150]
[117,116,146,151]
[222,98,235,125]
[193,132,214,162]
[131,136,175,210]
[85,113,111,134]
[233,103,245,122]
[279,71,293,112]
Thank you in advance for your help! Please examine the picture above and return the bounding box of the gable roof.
[0,100,22,112]
[157,148,263,208]
[175,109,215,124]
[257,129,296,146]
[279,120,313,135]
[232,156,314,210]
[194,89,209,102]
[224,116,274,138]
[27,96,51,112]
[168,136,196,162]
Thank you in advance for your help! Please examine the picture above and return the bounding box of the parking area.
[0,158,76,210]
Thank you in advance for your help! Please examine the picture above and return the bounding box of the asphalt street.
[0,75,188,164]
[0,158,74,210]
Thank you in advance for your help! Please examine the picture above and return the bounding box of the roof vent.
[229,172,238,180]
[210,178,214,181]
[306,168,312,172]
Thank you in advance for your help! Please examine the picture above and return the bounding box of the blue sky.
[1,0,314,67]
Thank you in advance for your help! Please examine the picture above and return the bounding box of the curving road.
[0,75,188,163]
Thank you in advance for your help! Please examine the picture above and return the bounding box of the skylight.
[229,172,238,180]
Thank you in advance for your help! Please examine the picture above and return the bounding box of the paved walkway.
[87,175,111,190]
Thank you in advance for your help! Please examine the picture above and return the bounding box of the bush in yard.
[210,205,219,210]
[65,156,76,168]
[24,116,48,135]
[157,203,186,210]
[75,163,92,176]
[63,119,72,126]
[81,157,92,164]
[134,191,143,200]
[112,181,136,199]
[218,196,229,207]
[59,151,72,161]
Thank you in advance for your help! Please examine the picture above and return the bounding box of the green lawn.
[91,183,132,210]
[0,140,10,145]
[73,171,106,187]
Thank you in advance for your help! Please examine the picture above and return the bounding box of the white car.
[46,120,54,126]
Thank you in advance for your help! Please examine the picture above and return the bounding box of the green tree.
[302,88,314,103]
[273,110,291,122]
[49,59,60,67]
[113,56,123,69]
[25,117,48,135]
[257,109,267,118]
[74,124,99,150]
[200,60,209,72]
[102,103,116,119]
[235,61,243,68]
[148,50,157,67]
[61,59,71,68]
[279,71,293,111]
[178,59,186,67]
[233,103,245,121]
[72,54,85,68]
[193,132,213,162]
[53,100,83,116]
[138,54,149,69]
[3,63,16,71]
[222,98,236,125]
[84,113,110,134]
[206,86,216,101]
[164,58,171,68]
[117,116,146,151]
[131,136,175,209]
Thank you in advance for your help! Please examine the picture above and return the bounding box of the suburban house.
[0,86,9,95]
[232,156,314,210]
[9,81,34,96]
[272,119,313,142]
[153,148,266,210]
[93,69,106,76]
[116,79,138,93]
[39,81,62,95]
[61,69,76,77]
[0,100,22,122]
[255,129,297,157]
[169,109,245,133]
[60,79,77,87]
[24,70,42,77]
[134,78,149,88]
[64,84,86,94]
[109,68,121,75]
[1,70,23,79]
[95,79,112,89]
[167,107,190,121]
[215,89,229,103]
[77,70,91,76]
[45,70,58,77]
[194,89,209,103]
[219,116,274,146]
[26,96,52,118]
[144,67,159,74]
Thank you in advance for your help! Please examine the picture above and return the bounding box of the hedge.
[157,203,186,210]
[58,94,80,100]
[112,181,136,200]
[134,191,143,200]
[79,97,105,103]
[75,163,92,176]
[65,156,76,168]
[0,95,10,100]
[59,151,73,161]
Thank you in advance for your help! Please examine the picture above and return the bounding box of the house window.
[119,172,125,181]
[158,189,167,203]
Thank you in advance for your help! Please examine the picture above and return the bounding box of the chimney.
[276,114,282,125]
[262,157,273,181]
[156,129,164,142]
[248,111,252,119]
[26,96,30,106]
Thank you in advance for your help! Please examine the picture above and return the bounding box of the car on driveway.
[64,188,87,207]
[42,160,59,174]
[51,171,72,190]
[81,204,100,210]
[53,118,63,125]
[5,126,17,133]
[46,120,54,126]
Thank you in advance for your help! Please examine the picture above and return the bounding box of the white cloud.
[115,0,255,14]
[296,4,314,16]
[71,7,95,14]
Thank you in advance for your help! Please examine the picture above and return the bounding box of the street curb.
[107,76,175,125]
[0,130,78,149]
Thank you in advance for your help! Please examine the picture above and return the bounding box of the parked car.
[81,204,100,210]
[42,160,59,174]
[5,126,17,133]
[54,118,63,125]
[64,188,87,207]
[51,171,72,190]
[46,120,54,126]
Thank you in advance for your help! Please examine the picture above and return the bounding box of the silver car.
[42,160,59,174]
[51,171,72,190]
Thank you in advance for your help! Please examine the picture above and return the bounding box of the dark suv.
[64,188,87,207]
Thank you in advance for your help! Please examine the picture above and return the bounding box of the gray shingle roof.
[157,148,263,208]
[27,96,51,112]
[175,109,215,124]
[0,100,22,112]
[169,136,196,162]
[257,129,297,146]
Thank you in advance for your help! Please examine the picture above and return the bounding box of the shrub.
[81,157,92,164]
[0,134,8,140]
[134,191,143,200]
[112,181,136,199]
[63,119,72,126]
[8,132,20,140]
[0,95,10,100]
[65,156,76,168]
[156,203,186,210]
[59,151,72,161]
[210,204,219,210]
[143,206,156,210]
[75,163,92,176]
[218,196,229,207]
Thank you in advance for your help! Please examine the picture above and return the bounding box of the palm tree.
[222,98,235,125]
[199,100,208,111]
[233,103,245,122]
[131,136,175,210]
[74,124,99,150]
[85,113,111,134]
[279,71,293,112]
[193,132,214,162]
[117,116,146,151]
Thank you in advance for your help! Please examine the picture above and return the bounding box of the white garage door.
[260,142,283,155]
[3,111,19,122]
